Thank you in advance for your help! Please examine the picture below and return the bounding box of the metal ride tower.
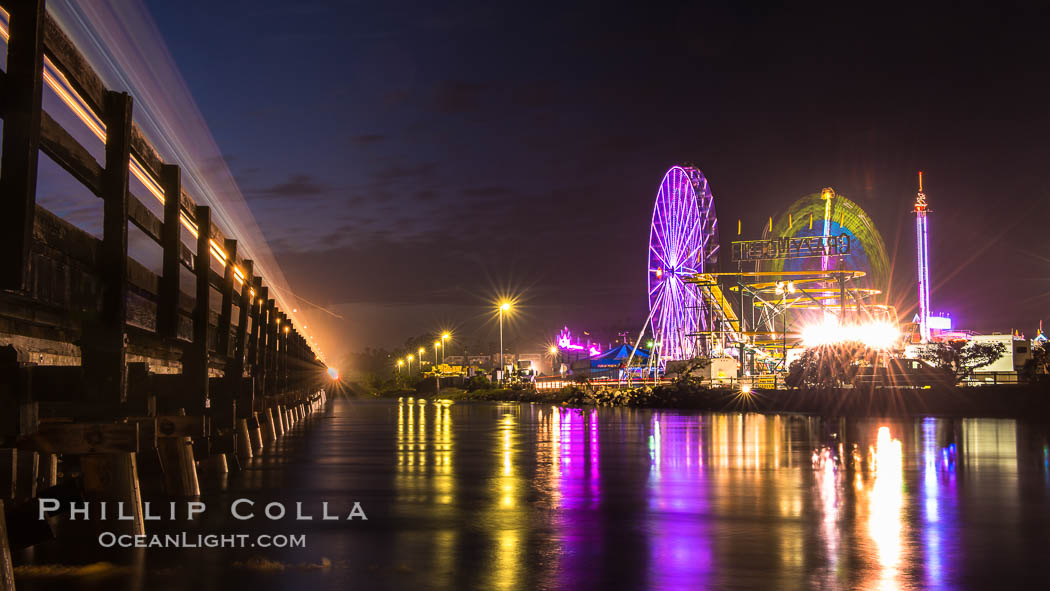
[914,172,931,342]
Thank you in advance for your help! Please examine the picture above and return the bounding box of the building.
[969,334,1031,377]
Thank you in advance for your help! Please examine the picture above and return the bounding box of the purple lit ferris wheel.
[647,166,720,361]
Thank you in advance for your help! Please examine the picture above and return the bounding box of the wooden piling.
[157,437,200,498]
[273,404,285,437]
[38,453,57,490]
[15,450,38,501]
[235,419,253,463]
[261,408,277,444]
[0,499,15,591]
[247,414,263,453]
[80,453,145,535]
[0,450,14,501]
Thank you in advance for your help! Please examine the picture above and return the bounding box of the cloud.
[351,134,386,145]
[433,81,488,114]
[463,185,515,199]
[248,173,330,199]
[371,162,438,181]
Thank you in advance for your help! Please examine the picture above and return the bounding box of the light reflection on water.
[385,399,1038,589]
[23,399,1047,591]
[379,402,1042,591]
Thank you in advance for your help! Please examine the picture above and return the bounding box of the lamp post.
[407,354,414,375]
[419,347,426,373]
[434,341,440,366]
[441,332,450,363]
[397,358,404,376]
[498,302,511,383]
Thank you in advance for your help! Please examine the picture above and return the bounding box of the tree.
[919,340,1008,383]
[670,357,712,388]
[465,375,492,392]
[785,342,879,388]
[1022,343,1050,382]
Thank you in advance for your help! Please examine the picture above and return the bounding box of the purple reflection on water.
[922,418,959,590]
[551,407,604,588]
[646,413,712,589]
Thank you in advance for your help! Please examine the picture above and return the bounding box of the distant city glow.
[801,320,900,349]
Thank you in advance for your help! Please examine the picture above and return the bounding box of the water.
[14,398,1050,590]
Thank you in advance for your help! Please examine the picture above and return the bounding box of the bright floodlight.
[549,345,558,354]
[326,367,339,380]
[801,320,900,349]
[500,302,511,312]
[442,332,451,340]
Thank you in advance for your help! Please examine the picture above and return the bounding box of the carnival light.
[646,165,719,363]
[801,320,900,349]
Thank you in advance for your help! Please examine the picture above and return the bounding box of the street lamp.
[434,341,440,366]
[441,332,450,363]
[407,354,414,375]
[498,301,511,383]
[418,347,426,371]
[397,358,404,376]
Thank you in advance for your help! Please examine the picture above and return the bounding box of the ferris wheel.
[645,165,720,362]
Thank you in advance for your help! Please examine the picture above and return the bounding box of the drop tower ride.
[914,172,931,342]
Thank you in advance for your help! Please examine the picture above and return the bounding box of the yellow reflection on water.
[395,398,453,504]
[866,426,905,591]
[488,410,523,591]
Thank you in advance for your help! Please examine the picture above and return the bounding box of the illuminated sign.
[556,327,600,357]
[731,233,852,262]
[928,315,952,330]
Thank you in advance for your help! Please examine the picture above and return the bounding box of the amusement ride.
[625,165,897,384]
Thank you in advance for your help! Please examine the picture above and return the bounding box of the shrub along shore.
[370,380,1050,418]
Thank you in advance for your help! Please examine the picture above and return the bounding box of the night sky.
[144,0,1050,364]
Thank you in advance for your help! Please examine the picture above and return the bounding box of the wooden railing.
[0,0,325,430]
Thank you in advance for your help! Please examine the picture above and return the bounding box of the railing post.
[158,164,181,339]
[258,296,273,399]
[230,262,253,416]
[83,90,132,410]
[231,260,253,377]
[277,314,288,393]
[247,281,264,383]
[0,0,45,290]
[266,304,278,396]
[217,239,237,358]
[187,205,211,412]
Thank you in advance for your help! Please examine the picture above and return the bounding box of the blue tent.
[591,344,650,368]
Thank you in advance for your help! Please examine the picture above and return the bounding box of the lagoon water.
[15,398,1050,590]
